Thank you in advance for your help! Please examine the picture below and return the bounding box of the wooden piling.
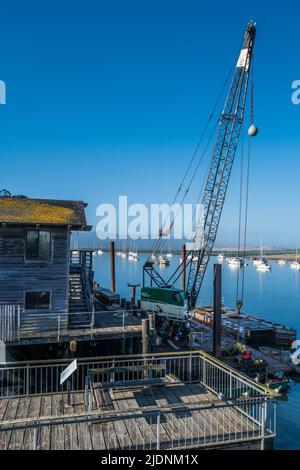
[142,318,149,355]
[213,263,222,358]
[148,313,156,353]
[110,241,116,293]
[148,313,155,332]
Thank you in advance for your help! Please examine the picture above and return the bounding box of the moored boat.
[256,260,271,271]
[291,260,300,270]
[228,257,244,267]
[258,370,290,393]
[157,255,170,266]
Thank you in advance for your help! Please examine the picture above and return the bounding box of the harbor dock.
[0,351,276,450]
[193,306,296,347]
[2,310,141,346]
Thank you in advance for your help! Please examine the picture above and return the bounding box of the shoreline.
[80,246,298,261]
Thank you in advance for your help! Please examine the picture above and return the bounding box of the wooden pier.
[1,309,141,348]
[0,351,276,450]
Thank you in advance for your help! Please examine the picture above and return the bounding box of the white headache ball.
[248,124,259,137]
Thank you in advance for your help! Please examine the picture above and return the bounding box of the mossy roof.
[0,197,90,229]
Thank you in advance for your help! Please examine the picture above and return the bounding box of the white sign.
[236,48,250,71]
[60,359,77,385]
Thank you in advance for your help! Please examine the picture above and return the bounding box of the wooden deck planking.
[2,397,20,450]
[106,390,136,450]
[160,383,218,447]
[50,394,64,450]
[39,395,52,450]
[141,386,186,448]
[68,392,89,450]
[119,387,161,449]
[0,399,9,449]
[9,396,31,450]
[113,388,156,450]
[182,383,259,442]
[0,380,263,450]
[176,383,235,442]
[161,385,208,446]
[176,384,228,444]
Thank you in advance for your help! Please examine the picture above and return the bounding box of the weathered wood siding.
[0,226,70,314]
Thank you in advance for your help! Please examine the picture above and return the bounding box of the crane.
[141,21,257,321]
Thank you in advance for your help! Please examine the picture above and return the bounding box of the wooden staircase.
[68,266,91,328]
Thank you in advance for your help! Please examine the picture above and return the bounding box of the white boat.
[254,242,268,267]
[128,251,138,257]
[157,255,170,266]
[291,261,300,270]
[217,253,225,261]
[166,253,173,258]
[97,249,103,256]
[253,257,267,267]
[128,250,138,261]
[228,257,244,267]
[151,254,157,260]
[256,261,271,271]
[253,258,262,266]
[278,259,287,265]
[291,249,300,269]
[186,254,198,262]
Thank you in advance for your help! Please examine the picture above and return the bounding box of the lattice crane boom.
[187,21,256,308]
[143,22,256,312]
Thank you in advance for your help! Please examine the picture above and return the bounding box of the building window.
[25,291,50,310]
[26,230,51,260]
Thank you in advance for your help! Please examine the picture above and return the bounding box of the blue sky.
[0,0,299,247]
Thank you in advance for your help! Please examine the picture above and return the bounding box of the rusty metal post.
[213,263,222,358]
[128,283,140,305]
[182,244,186,291]
[110,241,116,292]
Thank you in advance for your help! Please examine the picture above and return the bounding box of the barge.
[193,306,296,347]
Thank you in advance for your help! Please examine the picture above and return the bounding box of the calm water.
[93,253,300,449]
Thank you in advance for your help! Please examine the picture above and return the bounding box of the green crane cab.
[140,287,189,322]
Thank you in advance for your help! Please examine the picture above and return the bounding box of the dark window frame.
[24,291,51,311]
[25,230,52,261]
[172,292,182,304]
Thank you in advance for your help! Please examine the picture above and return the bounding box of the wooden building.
[0,196,91,313]
[0,196,142,360]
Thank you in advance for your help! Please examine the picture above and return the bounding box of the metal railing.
[0,396,276,450]
[0,350,275,398]
[0,351,277,450]
[0,305,21,341]
[0,309,141,343]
